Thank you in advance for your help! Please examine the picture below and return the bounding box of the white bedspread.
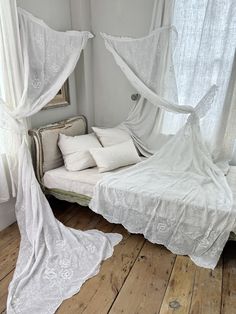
[90,124,236,269]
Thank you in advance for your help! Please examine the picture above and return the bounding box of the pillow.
[92,126,131,147]
[58,133,101,171]
[89,140,141,173]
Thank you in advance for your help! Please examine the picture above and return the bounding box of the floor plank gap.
[107,239,147,314]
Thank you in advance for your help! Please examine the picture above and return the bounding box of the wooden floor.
[1,198,236,314]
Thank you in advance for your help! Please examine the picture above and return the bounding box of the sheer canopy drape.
[0,2,121,313]
[119,0,177,156]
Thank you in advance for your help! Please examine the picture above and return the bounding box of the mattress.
[44,164,236,206]
[43,161,145,198]
[44,166,103,197]
[44,163,236,239]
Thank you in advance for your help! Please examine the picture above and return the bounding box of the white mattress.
[43,161,145,197]
[44,166,104,197]
[43,164,236,205]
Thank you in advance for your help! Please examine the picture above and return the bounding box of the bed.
[29,115,236,243]
[29,115,144,206]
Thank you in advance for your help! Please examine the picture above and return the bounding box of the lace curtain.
[161,0,236,162]
[0,2,121,313]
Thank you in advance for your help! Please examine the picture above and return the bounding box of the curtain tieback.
[0,98,27,135]
[187,85,218,124]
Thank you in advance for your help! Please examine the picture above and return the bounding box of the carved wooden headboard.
[28,116,87,185]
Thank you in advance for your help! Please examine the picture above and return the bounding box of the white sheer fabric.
[101,28,197,115]
[90,6,236,268]
[161,0,236,161]
[0,0,20,200]
[0,3,121,313]
[119,0,176,156]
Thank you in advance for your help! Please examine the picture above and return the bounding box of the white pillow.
[58,133,101,171]
[92,126,131,147]
[89,140,141,173]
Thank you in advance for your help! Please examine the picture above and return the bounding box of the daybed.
[29,116,144,206]
[29,115,236,240]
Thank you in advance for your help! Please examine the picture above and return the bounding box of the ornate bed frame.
[28,115,91,206]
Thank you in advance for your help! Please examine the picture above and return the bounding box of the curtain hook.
[131,93,140,101]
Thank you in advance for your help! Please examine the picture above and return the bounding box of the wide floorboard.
[0,198,236,314]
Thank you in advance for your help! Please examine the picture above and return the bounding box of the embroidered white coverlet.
[90,122,236,269]
[89,24,235,269]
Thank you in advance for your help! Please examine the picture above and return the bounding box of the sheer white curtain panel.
[161,0,236,163]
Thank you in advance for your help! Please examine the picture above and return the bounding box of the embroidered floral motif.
[157,218,176,233]
[50,63,60,73]
[34,33,44,48]
[60,268,73,280]
[59,257,72,268]
[55,239,66,249]
[32,77,42,89]
[43,267,58,282]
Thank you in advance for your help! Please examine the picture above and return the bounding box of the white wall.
[71,0,155,127]
[0,199,16,231]
[91,0,155,127]
[70,0,95,129]
[0,0,79,231]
